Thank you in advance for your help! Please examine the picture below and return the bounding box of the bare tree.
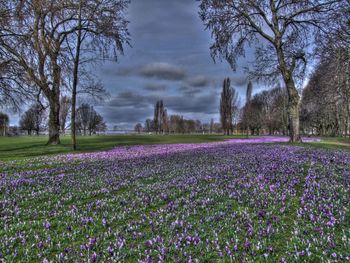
[199,0,344,142]
[0,4,29,110]
[162,109,169,134]
[247,94,265,135]
[19,104,46,135]
[153,101,160,134]
[0,112,9,136]
[220,78,230,135]
[67,0,130,150]
[210,118,214,134]
[76,103,91,136]
[0,61,32,110]
[301,51,349,136]
[268,86,288,135]
[169,115,181,134]
[246,81,253,103]
[88,110,106,135]
[153,100,165,134]
[76,103,106,136]
[0,1,129,145]
[239,86,289,135]
[144,119,153,133]
[0,1,72,144]
[220,78,239,135]
[134,123,143,134]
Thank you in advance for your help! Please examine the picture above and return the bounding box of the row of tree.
[19,103,106,136]
[240,85,288,136]
[135,78,295,137]
[0,0,130,147]
[301,47,350,136]
[199,0,349,142]
[135,101,224,134]
[300,0,350,137]
[222,61,349,138]
[218,78,289,136]
[137,117,223,135]
[135,62,349,137]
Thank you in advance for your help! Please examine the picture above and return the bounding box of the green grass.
[0,134,246,161]
[0,135,349,261]
[1,134,349,162]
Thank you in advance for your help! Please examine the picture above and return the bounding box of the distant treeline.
[0,102,106,137]
[134,100,222,134]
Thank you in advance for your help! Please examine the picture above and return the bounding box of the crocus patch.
[0,137,348,262]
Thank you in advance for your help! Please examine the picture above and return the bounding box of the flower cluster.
[0,137,348,262]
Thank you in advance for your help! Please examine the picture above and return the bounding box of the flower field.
[0,137,349,262]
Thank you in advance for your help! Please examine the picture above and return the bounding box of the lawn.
[0,134,246,161]
[0,135,349,161]
[0,137,349,262]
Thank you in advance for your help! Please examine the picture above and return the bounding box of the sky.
[9,0,266,129]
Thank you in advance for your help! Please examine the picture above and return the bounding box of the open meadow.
[0,135,349,262]
[1,0,350,261]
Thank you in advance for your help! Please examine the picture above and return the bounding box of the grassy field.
[0,134,247,161]
[0,137,349,261]
[0,134,349,161]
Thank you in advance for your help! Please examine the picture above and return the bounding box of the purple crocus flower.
[91,252,97,262]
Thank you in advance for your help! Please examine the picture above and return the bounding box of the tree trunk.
[71,0,83,151]
[286,83,301,143]
[275,42,302,143]
[47,95,60,145]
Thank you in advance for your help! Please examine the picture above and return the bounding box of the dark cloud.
[177,85,205,96]
[97,106,152,128]
[187,75,213,87]
[104,62,187,82]
[7,0,263,128]
[107,92,153,108]
[164,93,218,114]
[96,87,219,129]
[139,62,186,81]
[144,83,167,92]
[108,90,217,112]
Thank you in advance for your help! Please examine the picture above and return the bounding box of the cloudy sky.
[11,0,265,128]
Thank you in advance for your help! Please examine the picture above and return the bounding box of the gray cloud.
[164,93,218,114]
[6,0,262,128]
[177,85,205,96]
[144,83,167,92]
[96,87,220,129]
[107,92,154,108]
[86,0,256,129]
[106,89,218,118]
[187,75,213,87]
[113,62,187,81]
[139,62,186,80]
[97,106,152,127]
